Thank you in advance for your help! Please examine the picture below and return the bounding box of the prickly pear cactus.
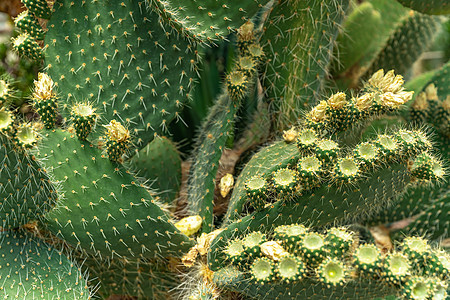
[0,0,449,299]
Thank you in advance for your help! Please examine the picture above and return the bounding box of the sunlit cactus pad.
[44,0,200,147]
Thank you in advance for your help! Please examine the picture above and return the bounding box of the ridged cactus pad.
[44,0,200,148]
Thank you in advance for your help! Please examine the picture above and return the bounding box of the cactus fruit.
[14,10,44,40]
[11,32,43,60]
[22,0,52,19]
[70,102,98,141]
[32,72,58,129]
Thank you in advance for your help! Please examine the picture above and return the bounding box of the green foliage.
[0,0,448,299]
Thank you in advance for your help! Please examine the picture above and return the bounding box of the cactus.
[0,0,449,299]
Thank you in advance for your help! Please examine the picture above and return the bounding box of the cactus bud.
[104,120,131,162]
[14,10,44,40]
[22,0,52,19]
[32,73,58,129]
[71,103,97,141]
[317,258,347,287]
[12,33,43,61]
[226,71,248,101]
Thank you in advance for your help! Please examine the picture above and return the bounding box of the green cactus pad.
[214,268,397,300]
[86,256,178,299]
[37,129,193,259]
[188,92,242,233]
[14,10,44,40]
[426,62,450,103]
[209,162,412,271]
[332,2,382,74]
[44,0,200,149]
[147,0,270,44]
[131,136,182,206]
[0,230,91,299]
[261,0,349,129]
[396,0,450,15]
[12,32,43,61]
[364,12,441,78]
[400,190,450,242]
[0,134,57,228]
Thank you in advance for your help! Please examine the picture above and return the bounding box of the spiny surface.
[131,136,182,206]
[261,0,348,129]
[396,0,450,15]
[0,230,91,299]
[44,0,199,148]
[0,135,57,228]
[85,256,177,299]
[147,0,270,44]
[364,12,441,78]
[37,129,193,259]
[188,93,241,233]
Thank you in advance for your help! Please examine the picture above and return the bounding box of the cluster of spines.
[221,226,449,299]
[70,102,98,141]
[225,23,265,102]
[14,10,44,40]
[11,32,43,61]
[411,83,450,137]
[11,0,49,61]
[305,69,413,133]
[22,0,52,19]
[103,120,131,162]
[243,125,436,211]
[32,72,58,129]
